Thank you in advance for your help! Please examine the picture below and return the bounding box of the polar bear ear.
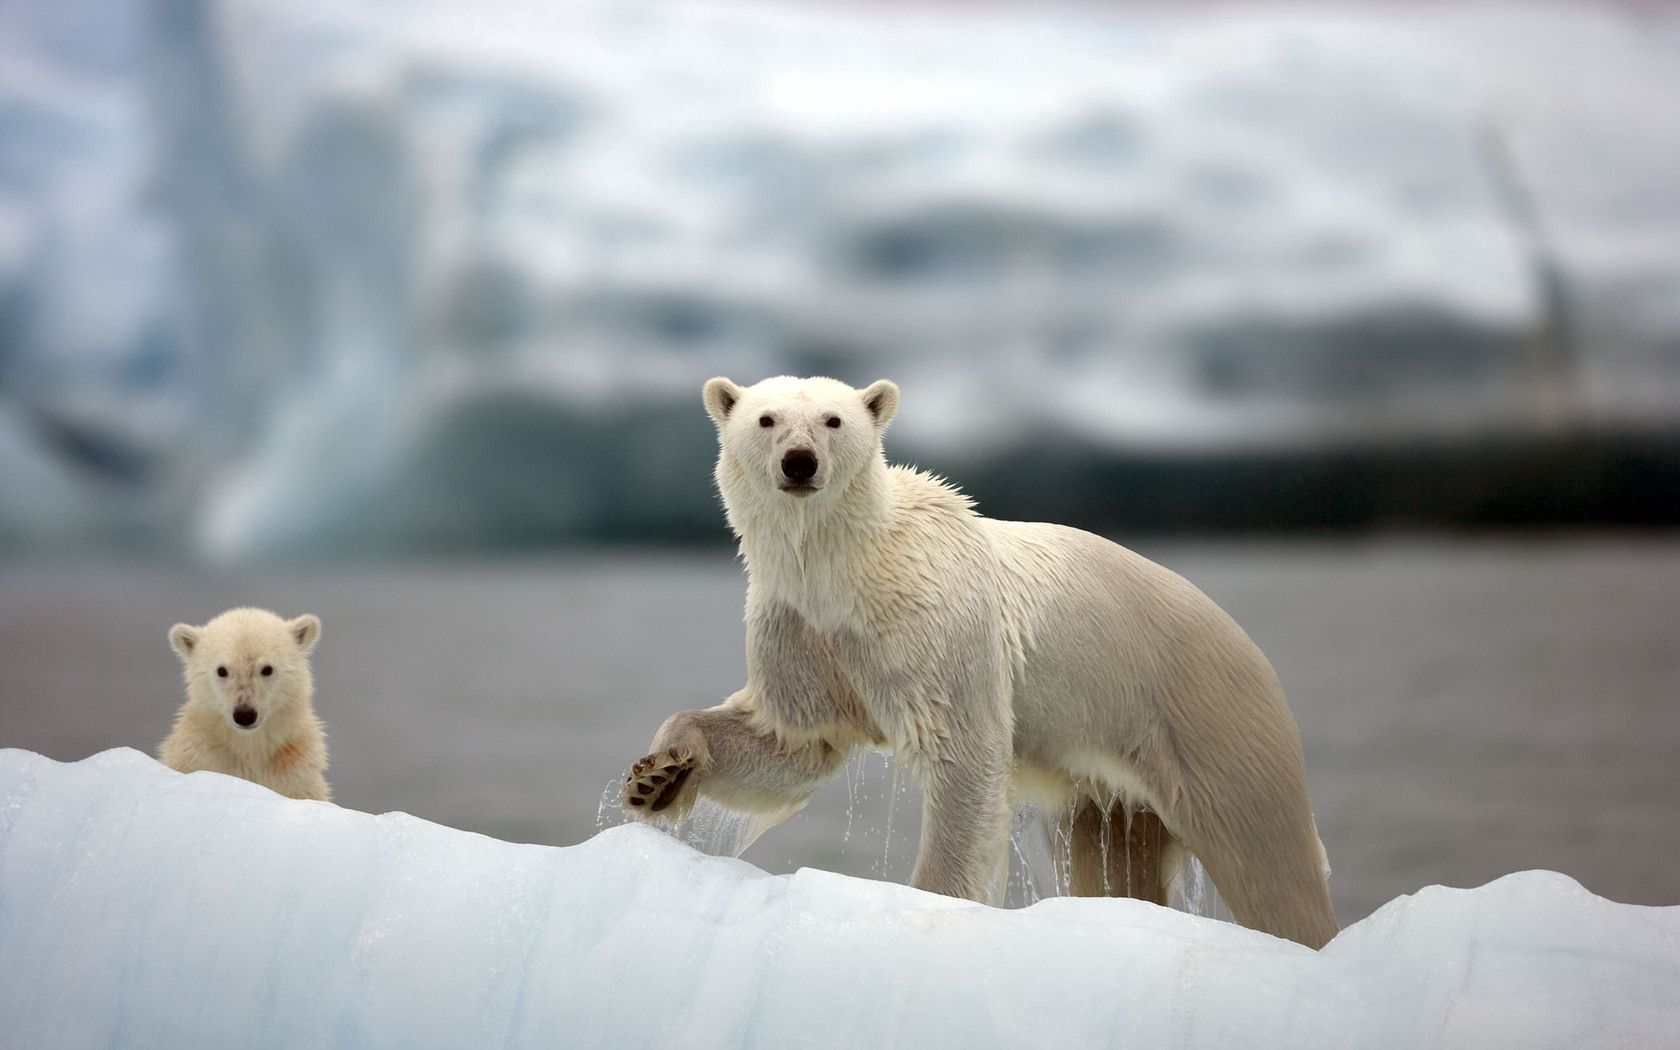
[168,624,201,659]
[861,380,900,428]
[288,614,322,654]
[702,377,743,426]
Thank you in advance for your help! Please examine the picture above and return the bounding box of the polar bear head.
[702,376,899,512]
[168,608,321,734]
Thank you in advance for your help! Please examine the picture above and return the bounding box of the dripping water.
[595,771,773,858]
[1007,802,1059,905]
[840,750,858,856]
[1002,792,1232,920]
[1172,854,1232,922]
[605,751,1233,921]
[1120,801,1134,899]
[876,756,908,880]
[596,775,624,830]
[666,797,782,858]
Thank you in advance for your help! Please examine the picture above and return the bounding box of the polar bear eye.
[758,415,774,428]
[261,665,274,677]
[825,416,841,429]
[216,666,228,678]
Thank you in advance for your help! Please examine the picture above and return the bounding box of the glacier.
[2,0,1679,554]
[2,748,1677,1048]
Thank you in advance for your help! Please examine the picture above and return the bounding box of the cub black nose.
[781,449,818,482]
[233,705,258,728]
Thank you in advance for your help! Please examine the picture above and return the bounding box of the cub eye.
[261,665,274,677]
[216,666,228,678]
[758,415,774,428]
[825,416,841,429]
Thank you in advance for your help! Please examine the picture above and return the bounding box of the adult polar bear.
[624,375,1338,948]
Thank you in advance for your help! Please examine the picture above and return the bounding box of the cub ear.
[702,377,743,426]
[168,624,201,659]
[288,614,322,654]
[861,379,900,428]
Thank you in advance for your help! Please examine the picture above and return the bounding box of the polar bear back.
[986,519,1298,805]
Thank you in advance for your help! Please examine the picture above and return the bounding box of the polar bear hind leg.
[1050,750,1335,947]
[1066,799,1184,906]
[1156,766,1339,949]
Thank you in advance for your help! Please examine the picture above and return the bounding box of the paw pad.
[622,748,697,813]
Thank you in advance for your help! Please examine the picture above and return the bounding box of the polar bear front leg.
[623,695,849,820]
[908,748,1014,903]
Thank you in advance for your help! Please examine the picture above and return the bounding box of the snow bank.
[1,748,1675,1048]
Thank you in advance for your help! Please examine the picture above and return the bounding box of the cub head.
[168,608,321,734]
[702,375,899,506]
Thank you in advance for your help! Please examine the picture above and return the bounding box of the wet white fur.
[161,607,331,802]
[634,376,1337,948]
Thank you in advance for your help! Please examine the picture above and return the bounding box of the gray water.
[2,536,1676,926]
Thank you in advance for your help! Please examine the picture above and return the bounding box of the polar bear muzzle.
[781,448,819,491]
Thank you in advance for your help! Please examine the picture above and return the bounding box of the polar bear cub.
[623,375,1338,948]
[161,607,331,802]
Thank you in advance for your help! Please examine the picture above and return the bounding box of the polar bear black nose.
[232,704,258,728]
[782,449,818,482]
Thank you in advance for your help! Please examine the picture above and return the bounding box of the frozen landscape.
[5,1,1679,1036]
[1,747,1676,1048]
[3,0,1679,553]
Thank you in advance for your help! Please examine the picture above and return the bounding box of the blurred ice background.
[2,0,1678,927]
[4,0,1678,553]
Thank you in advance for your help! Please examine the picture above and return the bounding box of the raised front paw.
[622,746,698,816]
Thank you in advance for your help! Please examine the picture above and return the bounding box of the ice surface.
[2,1,1679,553]
[3,748,1677,1048]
